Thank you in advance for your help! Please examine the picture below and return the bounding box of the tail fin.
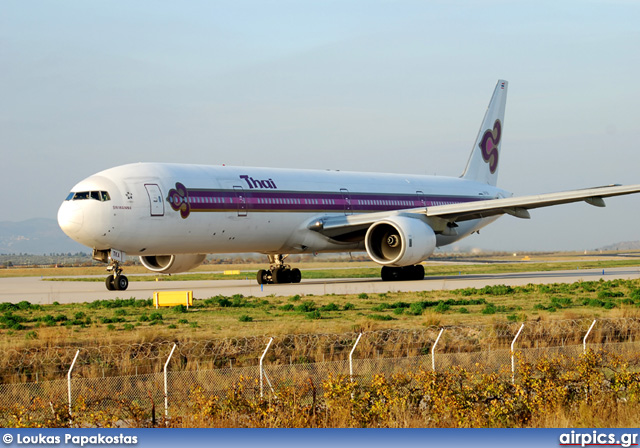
[461,79,508,186]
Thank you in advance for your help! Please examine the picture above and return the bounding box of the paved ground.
[2,266,640,304]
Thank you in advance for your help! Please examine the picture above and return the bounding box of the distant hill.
[597,241,640,251]
[0,218,87,254]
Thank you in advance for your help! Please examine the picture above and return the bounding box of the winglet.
[461,80,508,186]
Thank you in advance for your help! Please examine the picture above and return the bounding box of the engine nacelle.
[139,254,207,274]
[365,216,436,267]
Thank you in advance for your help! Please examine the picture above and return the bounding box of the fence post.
[584,319,597,354]
[349,333,363,382]
[67,350,79,417]
[432,328,444,371]
[164,343,177,419]
[511,323,525,384]
[260,338,273,397]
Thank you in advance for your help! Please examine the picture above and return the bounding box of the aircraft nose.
[57,202,84,237]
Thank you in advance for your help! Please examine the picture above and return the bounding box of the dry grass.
[2,349,640,428]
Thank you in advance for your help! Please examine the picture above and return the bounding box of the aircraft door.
[144,184,164,216]
[340,188,353,215]
[234,186,247,217]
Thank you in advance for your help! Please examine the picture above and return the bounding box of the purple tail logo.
[479,119,501,174]
[167,182,191,219]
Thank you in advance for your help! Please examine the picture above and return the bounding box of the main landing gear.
[380,265,425,281]
[105,260,129,291]
[256,254,302,285]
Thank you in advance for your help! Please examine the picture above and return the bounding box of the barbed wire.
[2,317,639,375]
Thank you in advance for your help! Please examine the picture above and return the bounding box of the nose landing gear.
[105,260,129,291]
[104,261,129,291]
[256,254,302,285]
[94,249,129,291]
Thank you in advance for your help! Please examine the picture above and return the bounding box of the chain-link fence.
[1,318,640,422]
[4,317,640,382]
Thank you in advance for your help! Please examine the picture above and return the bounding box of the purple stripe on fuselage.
[169,188,484,214]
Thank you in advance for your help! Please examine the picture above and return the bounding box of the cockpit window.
[66,191,111,202]
[73,192,91,200]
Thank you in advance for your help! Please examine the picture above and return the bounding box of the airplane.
[57,79,640,291]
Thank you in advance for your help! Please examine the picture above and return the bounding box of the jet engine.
[365,216,436,267]
[139,254,207,274]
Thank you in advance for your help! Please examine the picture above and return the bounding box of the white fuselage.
[57,163,507,257]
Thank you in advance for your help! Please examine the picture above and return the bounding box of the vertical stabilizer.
[461,79,508,186]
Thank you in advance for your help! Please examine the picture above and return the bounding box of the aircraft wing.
[310,184,640,238]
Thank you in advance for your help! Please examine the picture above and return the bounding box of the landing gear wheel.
[381,265,425,281]
[255,254,302,285]
[412,264,425,280]
[104,254,128,291]
[273,267,291,284]
[115,275,129,291]
[257,269,268,285]
[381,266,400,281]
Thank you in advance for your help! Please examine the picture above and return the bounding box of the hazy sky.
[2,0,639,251]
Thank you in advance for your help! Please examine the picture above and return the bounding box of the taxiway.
[1,266,639,304]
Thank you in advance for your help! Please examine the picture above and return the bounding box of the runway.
[2,266,640,304]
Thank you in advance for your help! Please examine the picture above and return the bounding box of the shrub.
[598,290,624,299]
[406,302,424,316]
[369,314,393,321]
[390,302,410,309]
[358,293,369,300]
[239,315,253,322]
[295,301,316,313]
[173,304,188,313]
[343,302,355,311]
[434,302,450,313]
[305,310,322,320]
[480,284,514,295]
[320,303,340,312]
[481,303,497,315]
